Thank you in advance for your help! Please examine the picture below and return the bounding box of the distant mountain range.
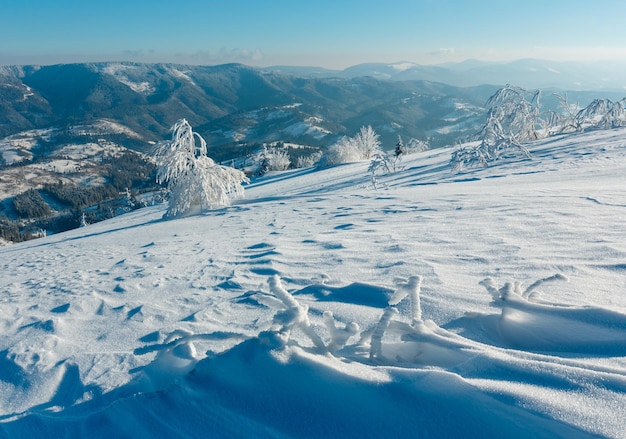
[2,60,625,161]
[267,59,626,92]
[0,62,502,160]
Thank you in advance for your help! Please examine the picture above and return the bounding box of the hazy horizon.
[3,0,626,69]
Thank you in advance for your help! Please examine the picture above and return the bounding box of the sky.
[2,0,626,69]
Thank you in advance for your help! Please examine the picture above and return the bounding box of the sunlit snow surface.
[2,129,626,438]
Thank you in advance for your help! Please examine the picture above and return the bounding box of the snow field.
[1,128,626,437]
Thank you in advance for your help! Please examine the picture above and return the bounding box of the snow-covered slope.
[1,128,626,437]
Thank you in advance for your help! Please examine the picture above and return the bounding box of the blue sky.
[2,0,626,68]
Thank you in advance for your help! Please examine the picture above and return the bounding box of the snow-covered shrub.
[261,275,362,353]
[354,125,382,159]
[294,151,323,168]
[369,136,406,178]
[389,276,423,327]
[250,145,292,176]
[453,87,626,171]
[154,119,249,217]
[551,93,584,134]
[268,148,291,171]
[592,98,626,129]
[451,85,539,170]
[405,137,429,154]
[324,136,361,166]
[323,125,382,166]
[368,151,394,176]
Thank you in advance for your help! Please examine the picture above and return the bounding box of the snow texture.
[2,128,626,437]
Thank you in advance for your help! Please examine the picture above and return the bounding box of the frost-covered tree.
[395,135,405,158]
[324,125,381,166]
[551,96,626,133]
[485,85,544,142]
[324,136,360,166]
[405,137,429,154]
[252,145,291,176]
[551,93,583,133]
[592,98,626,129]
[368,151,394,177]
[354,125,381,159]
[450,85,539,170]
[80,211,89,228]
[154,119,249,218]
[294,151,323,168]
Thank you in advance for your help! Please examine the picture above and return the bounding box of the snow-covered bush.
[154,119,249,217]
[324,136,361,166]
[354,125,382,159]
[295,151,323,168]
[324,125,382,166]
[586,98,626,130]
[452,86,626,171]
[368,151,394,176]
[405,137,429,154]
[261,275,361,353]
[551,93,584,134]
[450,85,539,170]
[252,145,291,176]
[369,307,398,360]
[268,148,291,171]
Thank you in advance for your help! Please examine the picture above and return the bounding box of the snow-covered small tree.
[405,137,429,154]
[450,85,538,170]
[80,211,89,228]
[252,145,291,176]
[596,98,626,129]
[323,125,382,166]
[484,85,544,142]
[294,151,323,168]
[354,125,382,159]
[557,97,626,132]
[154,119,249,218]
[324,136,360,166]
[368,151,393,177]
[268,147,291,171]
[551,93,583,133]
[395,135,406,158]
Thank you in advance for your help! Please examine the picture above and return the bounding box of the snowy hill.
[1,128,626,437]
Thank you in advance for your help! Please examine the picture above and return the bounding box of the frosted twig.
[323,311,359,353]
[369,307,399,360]
[268,275,326,351]
[390,275,423,326]
[479,278,501,301]
[522,274,568,299]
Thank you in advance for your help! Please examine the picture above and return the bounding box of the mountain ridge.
[1,61,499,158]
[265,58,626,91]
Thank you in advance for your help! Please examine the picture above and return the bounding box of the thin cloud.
[178,48,265,65]
[430,48,455,57]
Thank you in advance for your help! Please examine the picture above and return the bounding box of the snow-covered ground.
[1,128,626,438]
